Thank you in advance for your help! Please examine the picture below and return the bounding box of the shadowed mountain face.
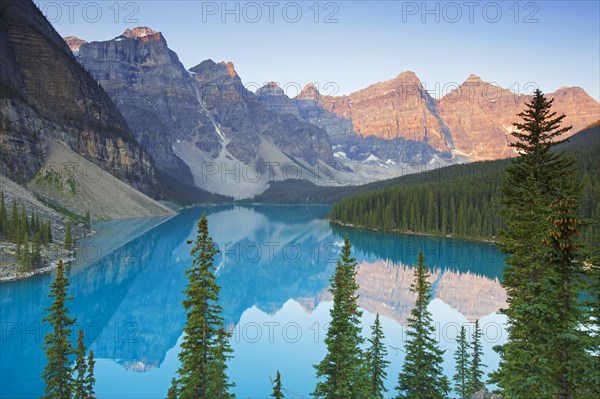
[257,81,440,165]
[75,28,218,176]
[0,1,157,195]
[75,29,340,198]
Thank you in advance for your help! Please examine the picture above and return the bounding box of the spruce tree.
[271,370,284,399]
[9,198,18,242]
[64,221,72,250]
[492,89,592,398]
[167,379,178,399]
[467,320,486,396]
[73,329,87,399]
[0,191,6,238]
[41,259,75,399]
[208,327,235,398]
[20,205,28,236]
[313,235,368,399]
[174,214,234,399]
[453,326,471,399]
[41,220,49,244]
[35,210,41,234]
[84,350,96,399]
[395,251,449,399]
[365,314,389,399]
[542,197,593,398]
[32,231,42,268]
[31,210,36,234]
[47,219,53,243]
[19,229,30,272]
[585,258,600,399]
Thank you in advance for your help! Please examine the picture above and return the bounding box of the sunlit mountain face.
[0,205,507,398]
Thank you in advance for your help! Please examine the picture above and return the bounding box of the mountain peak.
[464,74,483,83]
[189,59,241,83]
[121,27,162,42]
[265,81,281,87]
[302,83,319,92]
[297,83,321,101]
[218,61,238,78]
[395,71,420,82]
[553,86,586,95]
[63,36,87,52]
[399,70,418,77]
[256,82,285,97]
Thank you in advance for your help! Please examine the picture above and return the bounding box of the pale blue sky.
[43,1,599,100]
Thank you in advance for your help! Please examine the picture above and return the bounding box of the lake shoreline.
[327,218,499,245]
[0,212,179,282]
[0,256,75,282]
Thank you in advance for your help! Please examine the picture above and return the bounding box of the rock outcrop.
[266,73,598,163]
[260,72,599,165]
[63,36,87,53]
[315,72,598,161]
[77,27,218,178]
[191,60,336,166]
[0,0,158,196]
[76,29,341,197]
[471,388,503,399]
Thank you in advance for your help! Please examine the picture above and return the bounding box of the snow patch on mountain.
[334,151,348,159]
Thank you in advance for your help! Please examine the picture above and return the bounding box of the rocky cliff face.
[63,36,87,53]
[320,71,455,153]
[192,61,336,167]
[77,27,218,181]
[437,74,520,160]
[76,29,340,197]
[315,72,599,162]
[260,72,599,164]
[437,75,600,160]
[0,0,157,195]
[547,87,600,134]
[258,81,440,164]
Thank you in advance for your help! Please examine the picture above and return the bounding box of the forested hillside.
[329,123,600,251]
[248,159,507,204]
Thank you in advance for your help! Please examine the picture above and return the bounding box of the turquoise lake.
[0,205,508,398]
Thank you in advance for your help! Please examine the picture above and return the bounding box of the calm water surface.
[0,205,507,398]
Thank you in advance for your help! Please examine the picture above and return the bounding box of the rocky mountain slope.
[0,1,159,200]
[437,75,599,160]
[257,80,444,165]
[28,140,173,219]
[320,71,454,152]
[75,28,345,198]
[263,73,598,163]
[66,25,598,197]
[76,27,216,178]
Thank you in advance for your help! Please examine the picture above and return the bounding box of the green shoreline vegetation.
[328,122,600,258]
